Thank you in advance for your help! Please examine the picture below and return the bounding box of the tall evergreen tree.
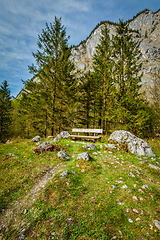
[112,20,152,136]
[77,71,95,128]
[0,80,13,142]
[20,17,76,136]
[92,24,115,133]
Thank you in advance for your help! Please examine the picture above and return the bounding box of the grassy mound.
[0,137,160,239]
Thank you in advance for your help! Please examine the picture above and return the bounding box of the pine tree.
[0,80,13,142]
[21,17,76,136]
[112,20,152,136]
[77,71,95,128]
[92,24,115,133]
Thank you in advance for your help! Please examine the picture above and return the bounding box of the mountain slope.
[71,9,160,100]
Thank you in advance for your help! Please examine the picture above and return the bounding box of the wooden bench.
[68,128,103,141]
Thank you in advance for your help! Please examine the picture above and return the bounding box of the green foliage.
[92,24,115,133]
[111,20,153,136]
[76,71,96,128]
[19,17,77,137]
[0,80,13,142]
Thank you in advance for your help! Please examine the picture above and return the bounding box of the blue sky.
[0,0,159,97]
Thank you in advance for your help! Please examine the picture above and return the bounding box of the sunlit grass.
[0,137,160,239]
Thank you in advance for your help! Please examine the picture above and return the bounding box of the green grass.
[0,137,160,239]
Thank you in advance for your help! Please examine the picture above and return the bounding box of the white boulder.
[108,130,155,157]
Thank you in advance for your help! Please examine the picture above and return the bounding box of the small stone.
[117,202,124,205]
[5,153,15,158]
[31,232,35,237]
[149,164,160,171]
[132,196,138,200]
[77,152,90,161]
[142,184,150,189]
[115,181,123,184]
[138,189,144,193]
[128,172,135,178]
[66,180,71,185]
[132,208,139,214]
[83,143,97,150]
[139,160,148,164]
[66,218,72,224]
[128,218,133,223]
[60,170,69,178]
[121,184,128,189]
[105,144,117,149]
[111,236,117,239]
[57,151,70,160]
[154,220,160,230]
[23,209,28,214]
[139,197,143,201]
[19,234,25,240]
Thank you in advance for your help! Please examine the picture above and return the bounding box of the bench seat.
[68,128,103,141]
[69,135,101,140]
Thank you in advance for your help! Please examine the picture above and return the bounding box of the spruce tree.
[77,71,95,128]
[112,20,152,136]
[21,17,76,136]
[0,80,13,142]
[92,24,115,133]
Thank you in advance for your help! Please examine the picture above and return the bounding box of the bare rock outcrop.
[108,130,155,157]
[71,9,160,102]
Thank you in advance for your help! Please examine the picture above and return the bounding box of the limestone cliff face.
[71,9,160,100]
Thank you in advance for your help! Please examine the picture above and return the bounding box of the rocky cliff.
[71,9,160,100]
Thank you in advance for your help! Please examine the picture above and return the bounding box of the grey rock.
[149,163,160,171]
[52,137,59,142]
[132,196,138,200]
[77,152,90,161]
[23,209,28,214]
[66,180,71,185]
[5,153,15,158]
[139,160,148,164]
[57,151,70,160]
[56,131,70,139]
[71,10,160,103]
[128,172,135,178]
[83,143,97,150]
[154,220,160,230]
[104,144,117,149]
[32,136,41,142]
[19,234,25,240]
[108,130,155,157]
[142,184,150,189]
[132,208,139,214]
[37,142,52,151]
[60,170,69,178]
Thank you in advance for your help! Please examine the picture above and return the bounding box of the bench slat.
[69,135,101,139]
[72,128,103,134]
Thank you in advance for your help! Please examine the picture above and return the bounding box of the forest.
[0,17,160,142]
